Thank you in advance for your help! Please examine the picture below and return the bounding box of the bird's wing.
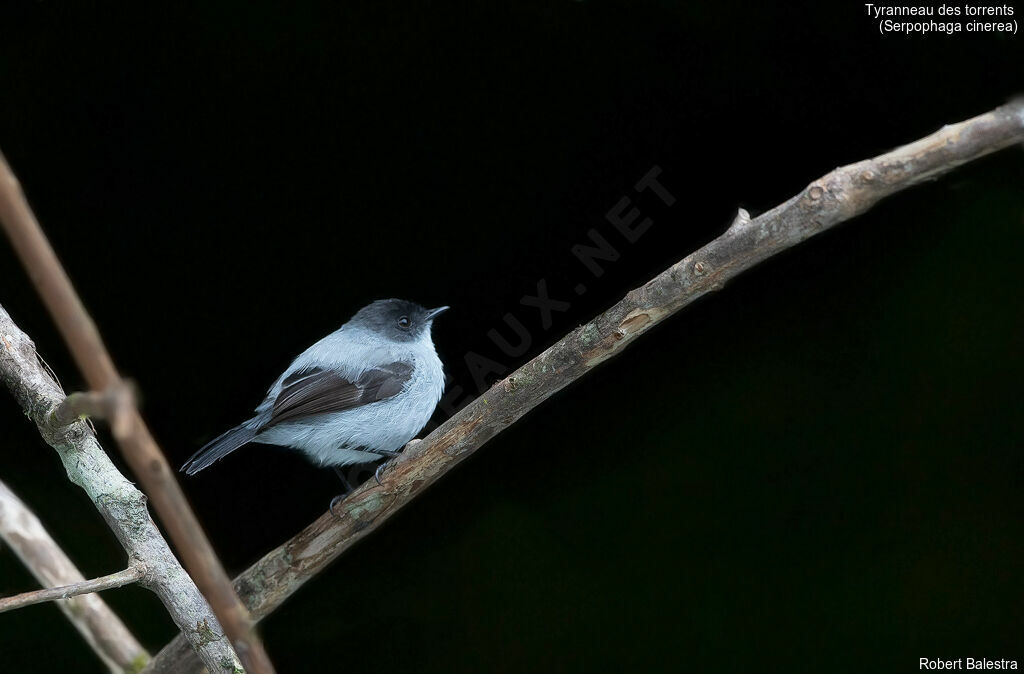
[263,362,413,428]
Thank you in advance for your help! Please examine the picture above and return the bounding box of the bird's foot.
[330,466,361,516]
[373,439,422,485]
[330,494,346,518]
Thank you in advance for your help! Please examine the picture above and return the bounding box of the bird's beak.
[426,306,449,320]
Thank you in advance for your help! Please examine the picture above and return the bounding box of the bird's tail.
[181,420,260,475]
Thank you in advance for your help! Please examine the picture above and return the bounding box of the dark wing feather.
[265,362,413,428]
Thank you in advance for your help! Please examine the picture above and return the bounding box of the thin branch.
[0,152,272,672]
[0,306,244,672]
[0,564,146,613]
[147,99,1024,673]
[48,384,134,431]
[0,479,148,672]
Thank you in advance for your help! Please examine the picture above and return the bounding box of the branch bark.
[0,305,244,672]
[48,385,135,431]
[0,479,148,672]
[149,100,1024,672]
[0,151,273,673]
[0,563,146,613]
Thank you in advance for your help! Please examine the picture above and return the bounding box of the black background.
[1,2,1022,672]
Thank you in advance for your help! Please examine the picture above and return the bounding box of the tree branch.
[0,151,273,673]
[0,479,148,672]
[48,385,135,432]
[0,305,244,672]
[0,564,146,613]
[146,99,1024,673]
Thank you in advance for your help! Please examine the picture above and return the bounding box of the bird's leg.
[374,439,422,485]
[333,466,354,491]
[372,449,401,485]
[330,467,354,517]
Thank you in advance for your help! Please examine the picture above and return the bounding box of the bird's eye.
[397,316,410,329]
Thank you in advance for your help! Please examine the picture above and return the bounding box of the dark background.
[1,2,1021,672]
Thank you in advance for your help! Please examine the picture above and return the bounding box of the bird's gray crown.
[349,299,447,342]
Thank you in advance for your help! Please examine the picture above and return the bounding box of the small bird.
[181,299,448,494]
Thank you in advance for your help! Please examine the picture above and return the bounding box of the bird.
[181,299,448,499]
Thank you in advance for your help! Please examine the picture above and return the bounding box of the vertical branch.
[0,305,243,672]
[0,479,149,672]
[0,151,274,673]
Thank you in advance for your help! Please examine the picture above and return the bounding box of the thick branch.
[0,306,243,672]
[0,151,271,672]
[0,564,146,613]
[149,100,1024,672]
[0,479,148,672]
